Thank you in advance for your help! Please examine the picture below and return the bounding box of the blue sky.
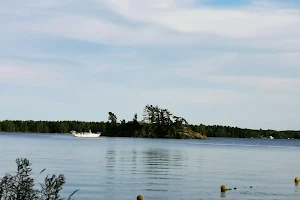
[1,0,300,130]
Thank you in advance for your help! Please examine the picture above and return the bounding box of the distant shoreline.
[0,130,298,140]
[0,105,299,140]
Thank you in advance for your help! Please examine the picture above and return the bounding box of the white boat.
[269,136,274,139]
[71,130,101,138]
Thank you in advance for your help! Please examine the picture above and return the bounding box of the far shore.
[0,131,298,140]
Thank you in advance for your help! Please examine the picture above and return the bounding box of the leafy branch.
[0,158,78,200]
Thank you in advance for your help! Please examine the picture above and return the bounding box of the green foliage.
[108,112,117,124]
[0,105,204,139]
[188,124,300,139]
[0,158,78,200]
[2,104,297,139]
[140,104,194,139]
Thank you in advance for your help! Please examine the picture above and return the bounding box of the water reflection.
[142,149,170,193]
[139,148,188,195]
[131,150,137,175]
[295,182,300,193]
[105,149,116,187]
[106,149,116,172]
[103,149,118,200]
[220,192,226,199]
[143,149,170,174]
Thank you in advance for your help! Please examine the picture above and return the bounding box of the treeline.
[0,104,299,139]
[0,105,205,139]
[188,124,300,139]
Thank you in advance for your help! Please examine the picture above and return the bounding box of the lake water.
[0,132,300,200]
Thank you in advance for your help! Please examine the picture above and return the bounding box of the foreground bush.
[0,158,78,200]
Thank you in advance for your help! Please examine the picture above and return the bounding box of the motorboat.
[70,129,101,138]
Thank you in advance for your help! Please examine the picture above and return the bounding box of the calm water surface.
[0,132,300,200]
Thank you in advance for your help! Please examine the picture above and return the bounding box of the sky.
[1,0,300,130]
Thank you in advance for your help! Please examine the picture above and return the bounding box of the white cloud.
[0,95,74,110]
[3,15,170,45]
[206,75,300,93]
[1,0,300,129]
[168,51,300,80]
[103,0,300,38]
[2,0,300,50]
[169,52,240,76]
[0,61,65,88]
[142,88,250,105]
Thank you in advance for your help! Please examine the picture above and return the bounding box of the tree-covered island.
[0,104,299,139]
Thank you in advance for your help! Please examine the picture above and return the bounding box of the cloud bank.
[1,0,300,130]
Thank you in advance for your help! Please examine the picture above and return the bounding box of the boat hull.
[73,133,101,138]
[71,130,101,138]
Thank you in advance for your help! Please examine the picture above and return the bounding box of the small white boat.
[269,136,274,139]
[71,129,101,138]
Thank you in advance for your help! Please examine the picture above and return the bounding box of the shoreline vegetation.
[0,104,299,139]
[0,158,78,200]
